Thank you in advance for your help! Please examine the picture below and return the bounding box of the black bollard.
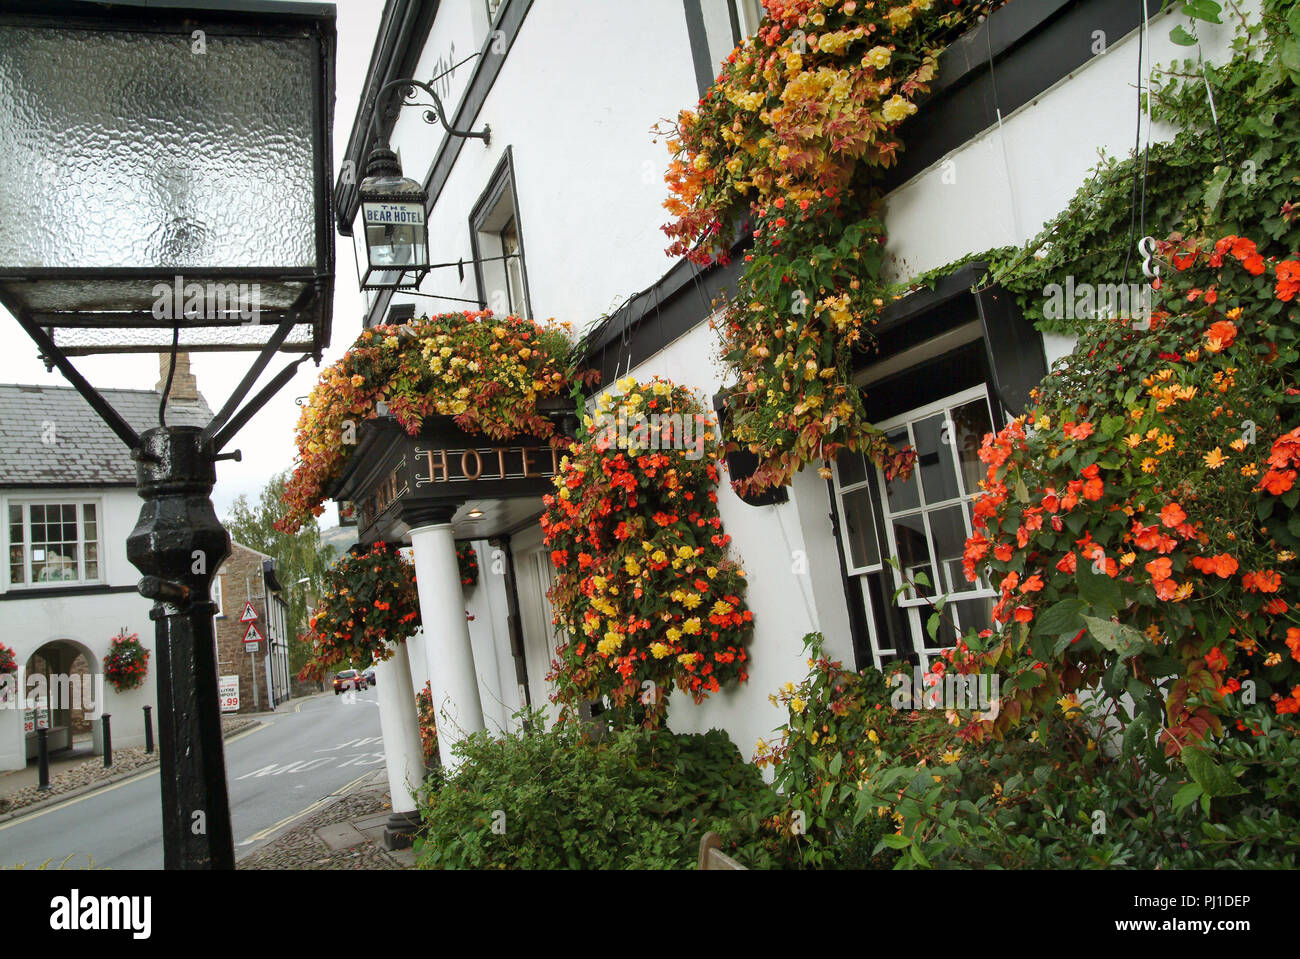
[143,705,154,754]
[102,713,112,768]
[37,727,50,791]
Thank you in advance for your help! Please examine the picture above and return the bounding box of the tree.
[223,471,336,676]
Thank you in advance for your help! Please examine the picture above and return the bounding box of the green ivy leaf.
[1032,597,1088,637]
[1082,615,1154,660]
[1182,747,1247,798]
[1076,561,1123,615]
[1170,24,1198,46]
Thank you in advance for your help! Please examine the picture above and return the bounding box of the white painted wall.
[0,486,159,770]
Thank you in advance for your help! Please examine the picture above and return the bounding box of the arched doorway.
[23,639,103,763]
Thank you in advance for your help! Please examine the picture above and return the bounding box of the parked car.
[363,668,376,687]
[333,669,366,694]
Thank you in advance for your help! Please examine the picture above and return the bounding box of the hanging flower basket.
[542,377,754,726]
[457,542,479,588]
[299,542,421,681]
[0,641,16,675]
[277,310,597,534]
[103,630,149,692]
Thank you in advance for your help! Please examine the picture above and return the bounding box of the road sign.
[245,642,260,653]
[219,675,240,712]
[242,623,264,646]
[238,601,258,623]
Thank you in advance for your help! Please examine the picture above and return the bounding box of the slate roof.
[0,384,212,486]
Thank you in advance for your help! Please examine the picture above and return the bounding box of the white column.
[410,517,484,771]
[373,642,426,813]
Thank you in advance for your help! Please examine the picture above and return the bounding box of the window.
[730,0,764,41]
[8,501,101,586]
[470,149,531,318]
[833,387,998,670]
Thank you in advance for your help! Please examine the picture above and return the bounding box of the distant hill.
[319,524,358,561]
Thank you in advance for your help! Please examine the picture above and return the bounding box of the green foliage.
[986,0,1300,333]
[414,715,788,869]
[760,635,1300,869]
[223,470,335,675]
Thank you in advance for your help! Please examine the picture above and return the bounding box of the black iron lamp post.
[0,0,336,869]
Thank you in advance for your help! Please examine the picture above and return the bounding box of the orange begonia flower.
[1287,628,1300,663]
[1242,570,1282,593]
[1159,503,1187,528]
[1204,320,1237,353]
[1258,469,1297,496]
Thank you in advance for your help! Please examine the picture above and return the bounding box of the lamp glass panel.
[362,202,427,272]
[0,25,318,271]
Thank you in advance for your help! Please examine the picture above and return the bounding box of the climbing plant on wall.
[659,0,1005,493]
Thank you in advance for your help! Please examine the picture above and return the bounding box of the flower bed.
[541,378,754,725]
[277,311,593,533]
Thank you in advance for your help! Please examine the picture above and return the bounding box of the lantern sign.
[353,148,430,291]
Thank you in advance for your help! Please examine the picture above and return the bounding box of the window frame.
[468,147,532,319]
[831,385,999,671]
[5,496,105,590]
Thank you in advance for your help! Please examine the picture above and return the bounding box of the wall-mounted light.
[354,79,490,292]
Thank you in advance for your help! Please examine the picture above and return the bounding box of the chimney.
[156,351,200,402]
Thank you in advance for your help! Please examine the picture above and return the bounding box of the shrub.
[414,716,786,869]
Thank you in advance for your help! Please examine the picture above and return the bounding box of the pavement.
[0,716,258,818]
[0,688,395,869]
[236,768,414,870]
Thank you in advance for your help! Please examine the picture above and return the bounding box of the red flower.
[1204,320,1237,353]
[1204,647,1228,672]
[1159,503,1187,529]
[1242,570,1282,593]
[1063,421,1095,441]
[1276,260,1300,302]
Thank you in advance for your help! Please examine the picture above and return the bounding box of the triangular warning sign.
[242,623,264,645]
[239,602,258,623]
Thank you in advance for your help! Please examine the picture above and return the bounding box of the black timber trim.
[586,251,745,388]
[335,0,442,235]
[576,0,1139,379]
[0,584,137,601]
[682,0,715,99]
[880,0,1144,189]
